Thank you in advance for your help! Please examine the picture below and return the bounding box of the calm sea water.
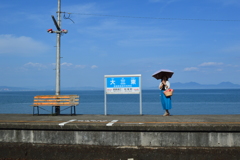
[0,89,239,115]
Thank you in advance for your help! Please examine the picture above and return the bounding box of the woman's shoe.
[163,112,169,116]
[163,112,170,116]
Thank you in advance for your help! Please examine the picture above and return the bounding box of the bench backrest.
[33,95,79,106]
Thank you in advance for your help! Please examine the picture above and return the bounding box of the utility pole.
[47,0,68,115]
[56,0,61,96]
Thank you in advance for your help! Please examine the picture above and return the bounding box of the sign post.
[104,74,142,115]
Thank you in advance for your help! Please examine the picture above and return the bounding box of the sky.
[0,0,240,89]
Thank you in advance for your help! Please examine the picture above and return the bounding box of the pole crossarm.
[47,29,68,34]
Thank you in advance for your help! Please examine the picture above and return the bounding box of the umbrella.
[152,69,174,80]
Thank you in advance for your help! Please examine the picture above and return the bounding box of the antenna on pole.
[47,0,68,115]
[51,15,61,31]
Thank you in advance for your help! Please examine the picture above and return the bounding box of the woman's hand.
[162,80,168,89]
[165,85,169,89]
[162,80,166,85]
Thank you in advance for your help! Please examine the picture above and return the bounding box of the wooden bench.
[32,95,79,115]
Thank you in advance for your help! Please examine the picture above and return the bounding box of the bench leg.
[33,106,39,116]
[70,106,76,116]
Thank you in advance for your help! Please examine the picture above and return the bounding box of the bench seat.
[32,95,79,115]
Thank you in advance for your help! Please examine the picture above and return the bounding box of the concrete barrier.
[1,129,240,147]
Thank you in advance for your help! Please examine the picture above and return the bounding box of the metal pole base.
[55,106,60,115]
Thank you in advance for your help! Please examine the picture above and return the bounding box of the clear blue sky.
[0,0,240,88]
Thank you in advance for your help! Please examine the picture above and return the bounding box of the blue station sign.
[104,74,142,115]
[106,77,139,88]
[105,75,141,94]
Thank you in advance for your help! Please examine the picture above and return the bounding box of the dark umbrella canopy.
[152,69,174,80]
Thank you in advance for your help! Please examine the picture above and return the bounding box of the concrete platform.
[0,114,240,160]
[0,114,240,131]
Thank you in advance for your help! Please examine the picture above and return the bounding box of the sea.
[0,89,239,115]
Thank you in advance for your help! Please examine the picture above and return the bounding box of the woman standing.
[159,76,172,116]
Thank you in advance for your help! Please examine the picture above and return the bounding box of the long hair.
[161,77,168,81]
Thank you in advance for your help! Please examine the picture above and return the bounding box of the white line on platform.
[59,119,77,126]
[106,120,118,126]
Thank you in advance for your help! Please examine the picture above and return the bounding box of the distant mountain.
[171,82,240,89]
[218,82,239,88]
[61,86,103,90]
[1,82,240,91]
[0,86,102,91]
[0,86,30,91]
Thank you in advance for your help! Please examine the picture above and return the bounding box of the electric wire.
[63,12,240,22]
[63,12,75,23]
